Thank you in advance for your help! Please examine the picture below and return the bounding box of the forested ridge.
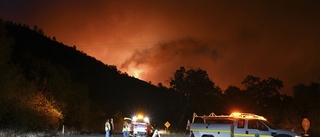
[0,20,319,136]
[0,20,184,133]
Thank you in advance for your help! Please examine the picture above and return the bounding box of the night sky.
[1,0,319,95]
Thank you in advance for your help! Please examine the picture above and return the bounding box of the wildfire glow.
[132,69,143,78]
[127,64,146,79]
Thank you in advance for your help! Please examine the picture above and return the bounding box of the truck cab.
[189,112,302,137]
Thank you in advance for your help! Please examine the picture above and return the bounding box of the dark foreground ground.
[65,132,187,137]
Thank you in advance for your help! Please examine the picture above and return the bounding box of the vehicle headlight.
[132,116,137,121]
[144,117,149,123]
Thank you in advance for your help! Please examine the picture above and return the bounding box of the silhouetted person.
[110,118,114,137]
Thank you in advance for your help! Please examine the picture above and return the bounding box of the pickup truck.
[125,115,153,137]
[189,112,302,137]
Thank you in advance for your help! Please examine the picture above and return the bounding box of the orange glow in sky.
[1,0,319,95]
[127,64,144,79]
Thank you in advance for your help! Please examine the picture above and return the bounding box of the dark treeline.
[0,20,319,136]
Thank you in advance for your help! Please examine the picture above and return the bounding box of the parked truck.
[125,115,153,137]
[188,112,302,137]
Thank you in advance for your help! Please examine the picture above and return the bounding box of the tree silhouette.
[169,67,222,114]
[241,75,284,126]
[242,75,282,106]
[223,86,253,112]
[33,25,38,31]
[170,67,220,96]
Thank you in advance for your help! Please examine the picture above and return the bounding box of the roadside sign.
[302,118,310,133]
[164,121,170,128]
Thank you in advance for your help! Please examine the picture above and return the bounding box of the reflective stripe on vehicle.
[234,134,255,137]
[234,134,272,137]
[191,129,231,133]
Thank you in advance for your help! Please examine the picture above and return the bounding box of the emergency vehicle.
[188,112,302,137]
[126,115,153,137]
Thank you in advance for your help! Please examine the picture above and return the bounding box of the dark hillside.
[2,21,187,132]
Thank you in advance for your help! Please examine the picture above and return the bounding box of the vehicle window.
[258,121,268,131]
[237,120,245,128]
[248,120,258,129]
[263,120,277,130]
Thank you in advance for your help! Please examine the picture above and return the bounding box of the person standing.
[105,119,111,137]
[122,120,129,137]
[110,118,114,137]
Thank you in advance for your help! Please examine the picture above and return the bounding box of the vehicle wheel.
[274,135,291,137]
[202,135,214,137]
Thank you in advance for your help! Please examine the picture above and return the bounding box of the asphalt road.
[64,133,131,137]
[63,132,187,137]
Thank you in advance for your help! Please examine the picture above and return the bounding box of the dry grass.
[0,130,49,137]
[0,127,86,137]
